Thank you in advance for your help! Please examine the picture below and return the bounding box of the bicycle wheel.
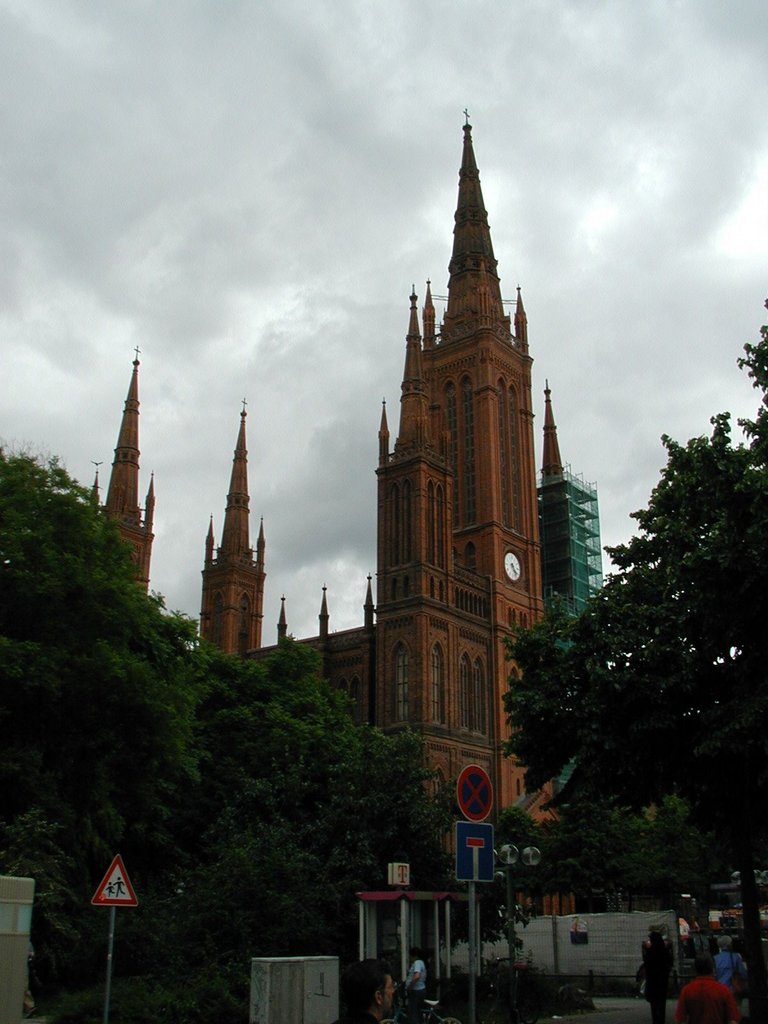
[517,989,540,1024]
[439,1017,463,1024]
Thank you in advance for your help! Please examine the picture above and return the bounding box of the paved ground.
[549,995,664,1022]
[21,997,665,1024]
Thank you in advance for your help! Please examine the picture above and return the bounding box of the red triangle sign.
[91,854,138,907]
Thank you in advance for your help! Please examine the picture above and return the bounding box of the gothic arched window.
[460,654,471,729]
[507,386,521,529]
[428,481,435,564]
[350,676,361,723]
[391,483,400,564]
[472,658,485,733]
[465,541,476,571]
[436,484,445,567]
[445,383,458,526]
[498,378,511,527]
[403,479,412,562]
[395,643,409,721]
[431,644,445,723]
[462,377,476,524]
[237,593,250,655]
[212,592,224,647]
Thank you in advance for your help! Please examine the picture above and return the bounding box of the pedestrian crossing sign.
[91,854,138,907]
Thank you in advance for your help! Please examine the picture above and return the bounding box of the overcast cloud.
[2,0,767,640]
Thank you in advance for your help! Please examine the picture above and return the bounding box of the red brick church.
[103,121,581,814]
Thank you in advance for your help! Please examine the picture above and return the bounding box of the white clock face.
[504,551,521,581]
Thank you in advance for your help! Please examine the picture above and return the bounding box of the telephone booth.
[355,890,467,989]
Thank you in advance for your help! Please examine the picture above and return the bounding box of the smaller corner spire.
[423,279,436,349]
[379,398,390,465]
[144,472,155,531]
[91,460,102,505]
[319,584,329,641]
[278,595,287,640]
[515,285,529,351]
[256,516,265,566]
[364,574,374,631]
[205,515,215,564]
[542,381,564,479]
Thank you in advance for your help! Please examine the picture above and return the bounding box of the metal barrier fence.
[481,909,679,991]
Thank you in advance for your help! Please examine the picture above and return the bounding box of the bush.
[48,973,247,1024]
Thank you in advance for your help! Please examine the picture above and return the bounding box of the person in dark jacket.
[643,929,674,1024]
[333,958,395,1023]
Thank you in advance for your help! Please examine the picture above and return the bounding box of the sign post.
[91,854,138,1024]
[455,766,494,1024]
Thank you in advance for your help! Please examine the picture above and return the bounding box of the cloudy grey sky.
[3,0,767,640]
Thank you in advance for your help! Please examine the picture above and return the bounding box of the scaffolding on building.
[538,465,603,614]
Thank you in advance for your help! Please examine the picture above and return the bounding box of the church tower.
[104,354,154,589]
[200,408,266,654]
[376,121,544,808]
[538,382,603,614]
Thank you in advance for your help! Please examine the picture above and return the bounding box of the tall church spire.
[104,354,154,589]
[220,409,250,558]
[106,355,141,523]
[199,405,265,654]
[542,381,564,478]
[443,119,507,339]
[395,288,430,453]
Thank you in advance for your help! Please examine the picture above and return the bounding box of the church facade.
[105,121,593,815]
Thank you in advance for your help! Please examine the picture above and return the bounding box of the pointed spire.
[515,285,528,352]
[278,596,287,640]
[220,408,251,558]
[319,585,329,641]
[90,462,102,505]
[443,120,505,337]
[396,289,430,452]
[542,380,564,478]
[105,355,142,523]
[205,515,215,565]
[144,472,155,532]
[379,399,390,465]
[422,279,436,349]
[364,574,374,631]
[256,517,265,568]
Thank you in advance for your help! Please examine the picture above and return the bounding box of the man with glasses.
[333,958,396,1023]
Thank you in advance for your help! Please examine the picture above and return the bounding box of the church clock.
[504,550,522,582]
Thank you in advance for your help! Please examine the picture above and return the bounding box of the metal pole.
[468,880,476,1024]
[507,867,517,1024]
[102,905,116,1024]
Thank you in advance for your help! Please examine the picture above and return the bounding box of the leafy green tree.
[161,639,453,985]
[504,306,768,1020]
[0,452,455,1013]
[0,453,201,980]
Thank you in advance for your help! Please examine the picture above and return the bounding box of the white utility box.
[250,956,338,1024]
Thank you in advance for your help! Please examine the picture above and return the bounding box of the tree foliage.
[0,451,453,1016]
[0,452,201,979]
[504,304,768,1019]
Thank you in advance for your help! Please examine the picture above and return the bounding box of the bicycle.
[480,957,540,1024]
[382,982,462,1024]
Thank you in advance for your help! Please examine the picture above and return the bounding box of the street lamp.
[497,844,541,1024]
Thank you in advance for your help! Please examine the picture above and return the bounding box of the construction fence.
[481,909,679,991]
